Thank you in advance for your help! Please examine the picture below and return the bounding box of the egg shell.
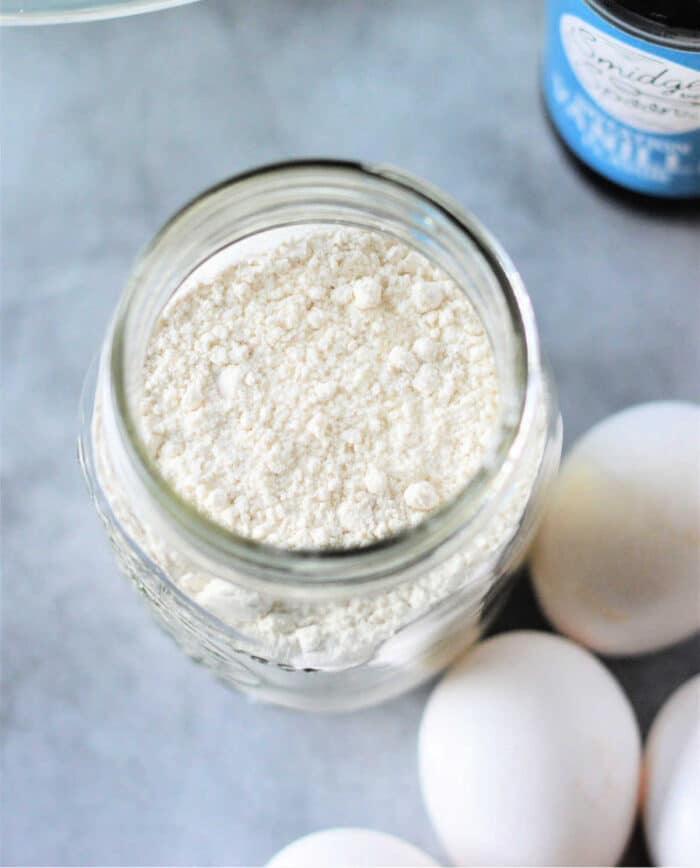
[531,401,700,655]
[266,828,437,867]
[419,630,641,866]
[644,675,700,867]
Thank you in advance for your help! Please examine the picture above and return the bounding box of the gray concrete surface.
[1,1,699,865]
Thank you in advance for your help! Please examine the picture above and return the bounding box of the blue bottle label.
[544,0,700,196]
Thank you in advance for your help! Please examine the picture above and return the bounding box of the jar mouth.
[107,159,544,589]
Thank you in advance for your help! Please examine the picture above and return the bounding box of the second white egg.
[419,631,641,866]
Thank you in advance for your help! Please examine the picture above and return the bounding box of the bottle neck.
[588,0,700,49]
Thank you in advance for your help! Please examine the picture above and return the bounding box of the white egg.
[531,402,700,655]
[644,675,700,867]
[266,828,437,867]
[419,631,640,866]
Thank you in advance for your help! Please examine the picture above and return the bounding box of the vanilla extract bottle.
[543,0,700,197]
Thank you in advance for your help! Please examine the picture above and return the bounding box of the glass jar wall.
[79,161,561,711]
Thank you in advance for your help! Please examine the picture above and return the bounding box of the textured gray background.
[1,1,699,866]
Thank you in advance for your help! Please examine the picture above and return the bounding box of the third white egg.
[644,675,700,867]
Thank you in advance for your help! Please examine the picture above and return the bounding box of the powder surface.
[139,228,500,549]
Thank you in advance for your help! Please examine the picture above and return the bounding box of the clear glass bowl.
[1,0,197,26]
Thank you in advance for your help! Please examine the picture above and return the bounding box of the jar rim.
[106,159,545,590]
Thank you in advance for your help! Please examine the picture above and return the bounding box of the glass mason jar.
[79,161,562,712]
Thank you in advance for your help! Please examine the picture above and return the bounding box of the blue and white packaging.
[543,0,700,197]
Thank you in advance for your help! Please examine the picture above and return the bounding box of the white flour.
[139,228,500,549]
[94,227,545,668]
